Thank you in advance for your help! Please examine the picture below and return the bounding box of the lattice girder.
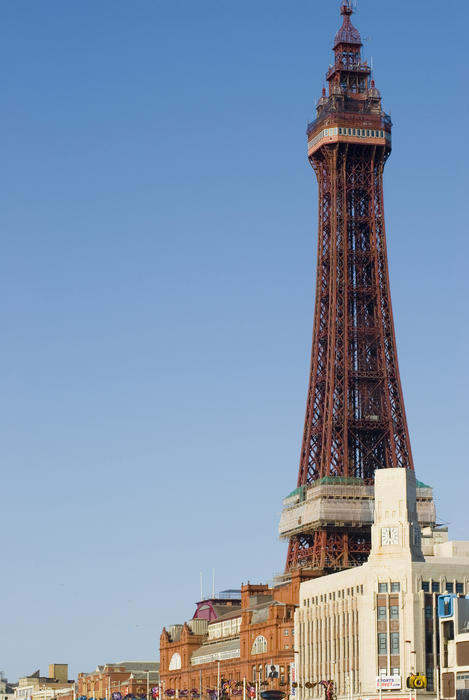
[285,4,414,574]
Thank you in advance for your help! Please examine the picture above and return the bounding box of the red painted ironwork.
[285,4,414,572]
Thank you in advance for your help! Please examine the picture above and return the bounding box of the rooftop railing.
[326,62,371,79]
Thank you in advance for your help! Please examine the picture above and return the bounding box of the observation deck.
[307,121,391,158]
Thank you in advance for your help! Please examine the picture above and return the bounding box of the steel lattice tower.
[278,2,433,575]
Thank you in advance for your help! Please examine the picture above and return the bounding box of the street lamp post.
[293,651,299,700]
[405,641,412,687]
[405,642,417,700]
[411,652,417,700]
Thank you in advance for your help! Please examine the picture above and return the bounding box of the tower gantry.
[279,1,435,574]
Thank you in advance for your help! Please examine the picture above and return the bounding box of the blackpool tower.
[278,2,435,575]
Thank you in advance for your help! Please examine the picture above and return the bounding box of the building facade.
[159,577,314,698]
[77,663,159,700]
[0,675,15,700]
[15,666,75,700]
[295,469,469,700]
[439,593,469,699]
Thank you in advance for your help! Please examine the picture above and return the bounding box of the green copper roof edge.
[285,475,431,499]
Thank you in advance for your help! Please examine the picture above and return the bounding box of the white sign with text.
[375,677,402,690]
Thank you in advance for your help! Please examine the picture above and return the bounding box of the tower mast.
[279,3,434,573]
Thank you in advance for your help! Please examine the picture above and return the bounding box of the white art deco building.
[295,469,469,700]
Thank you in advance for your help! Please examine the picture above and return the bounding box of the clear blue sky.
[1,0,467,683]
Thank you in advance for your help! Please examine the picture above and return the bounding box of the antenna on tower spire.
[341,0,358,12]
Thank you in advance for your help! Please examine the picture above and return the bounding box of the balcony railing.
[326,62,371,79]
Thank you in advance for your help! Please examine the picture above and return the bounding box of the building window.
[284,630,289,636]
[391,668,400,677]
[377,606,387,620]
[432,581,440,593]
[390,606,399,620]
[390,632,400,654]
[456,582,464,594]
[422,581,430,592]
[378,633,387,654]
[168,653,182,671]
[251,635,267,655]
[425,605,432,619]
[446,582,454,593]
[391,582,400,592]
[378,583,388,593]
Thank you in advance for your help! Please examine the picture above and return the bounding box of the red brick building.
[78,662,159,700]
[159,572,314,699]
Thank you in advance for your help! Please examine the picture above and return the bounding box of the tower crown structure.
[278,5,435,574]
[334,2,362,48]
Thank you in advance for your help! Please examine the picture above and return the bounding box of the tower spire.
[334,1,362,48]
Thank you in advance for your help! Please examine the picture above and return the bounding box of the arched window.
[251,635,267,655]
[169,652,182,670]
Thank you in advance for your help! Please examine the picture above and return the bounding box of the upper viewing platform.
[307,1,391,147]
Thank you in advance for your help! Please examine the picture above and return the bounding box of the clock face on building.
[381,527,399,545]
